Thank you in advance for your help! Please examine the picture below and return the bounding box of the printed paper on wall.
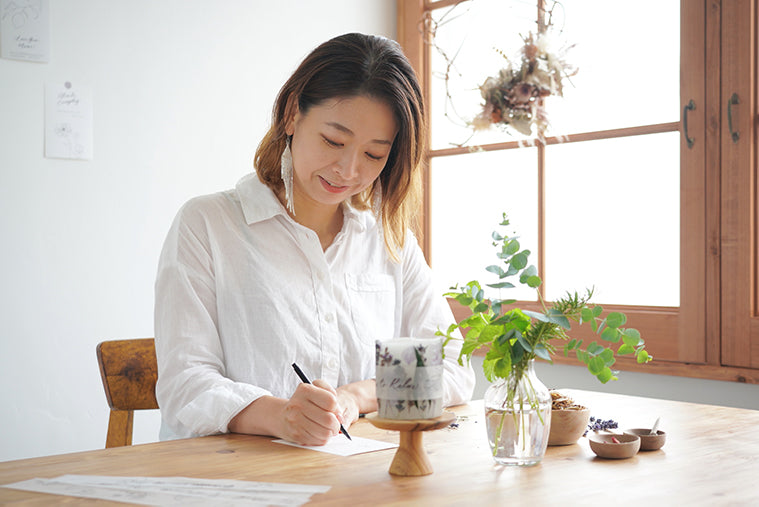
[45,81,94,160]
[1,0,49,62]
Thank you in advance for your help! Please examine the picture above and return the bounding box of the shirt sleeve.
[154,199,271,439]
[399,232,476,407]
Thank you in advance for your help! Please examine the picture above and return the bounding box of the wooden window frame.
[396,0,759,384]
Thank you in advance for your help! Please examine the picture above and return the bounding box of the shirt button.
[325,313,334,323]
[328,358,338,370]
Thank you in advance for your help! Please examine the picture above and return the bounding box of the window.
[397,0,759,382]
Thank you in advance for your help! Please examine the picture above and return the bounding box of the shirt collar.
[235,171,370,233]
[235,172,286,225]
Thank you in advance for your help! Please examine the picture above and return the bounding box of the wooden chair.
[96,338,159,448]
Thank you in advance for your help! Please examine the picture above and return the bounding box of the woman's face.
[286,95,397,211]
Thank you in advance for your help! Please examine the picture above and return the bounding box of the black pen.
[291,362,352,441]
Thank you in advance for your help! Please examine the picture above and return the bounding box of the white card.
[273,435,398,456]
[1,0,50,62]
[45,81,94,160]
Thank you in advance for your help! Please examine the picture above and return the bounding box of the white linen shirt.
[154,172,475,440]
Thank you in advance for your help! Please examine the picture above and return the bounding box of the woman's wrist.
[228,395,287,437]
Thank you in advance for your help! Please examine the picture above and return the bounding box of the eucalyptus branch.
[437,213,653,385]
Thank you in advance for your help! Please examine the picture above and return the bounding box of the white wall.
[0,0,396,462]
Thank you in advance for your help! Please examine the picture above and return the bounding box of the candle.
[375,337,444,420]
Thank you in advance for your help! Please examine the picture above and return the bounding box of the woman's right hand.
[228,380,343,445]
[280,380,343,445]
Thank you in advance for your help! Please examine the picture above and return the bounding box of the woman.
[154,33,474,445]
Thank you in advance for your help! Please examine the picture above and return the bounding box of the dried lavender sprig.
[583,416,619,436]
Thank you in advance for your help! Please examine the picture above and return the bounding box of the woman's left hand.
[336,379,377,429]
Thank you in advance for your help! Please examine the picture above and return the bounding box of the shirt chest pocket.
[345,273,397,344]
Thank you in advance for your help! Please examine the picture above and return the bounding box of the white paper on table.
[2,475,330,507]
[44,81,93,160]
[273,434,398,456]
[1,0,49,62]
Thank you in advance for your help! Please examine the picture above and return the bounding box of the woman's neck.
[287,193,344,251]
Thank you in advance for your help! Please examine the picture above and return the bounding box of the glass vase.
[483,359,552,466]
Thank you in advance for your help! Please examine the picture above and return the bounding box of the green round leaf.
[486,265,506,277]
[519,265,538,285]
[596,366,616,383]
[606,312,627,328]
[587,341,605,356]
[617,343,635,355]
[599,348,615,366]
[588,356,605,375]
[504,239,520,255]
[510,252,528,270]
[622,328,642,347]
[526,275,542,288]
[601,326,621,343]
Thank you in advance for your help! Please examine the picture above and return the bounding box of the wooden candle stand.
[365,411,456,476]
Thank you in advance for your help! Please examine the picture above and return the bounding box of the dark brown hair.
[254,32,425,260]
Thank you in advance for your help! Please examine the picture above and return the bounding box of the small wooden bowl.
[548,407,590,446]
[588,433,640,459]
[624,428,666,451]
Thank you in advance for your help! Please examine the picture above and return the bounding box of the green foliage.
[437,213,653,385]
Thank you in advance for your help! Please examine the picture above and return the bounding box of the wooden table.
[2,390,758,505]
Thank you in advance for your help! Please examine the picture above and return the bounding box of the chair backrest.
[96,338,159,448]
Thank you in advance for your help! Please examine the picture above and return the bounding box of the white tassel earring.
[281,137,295,215]
[372,181,383,219]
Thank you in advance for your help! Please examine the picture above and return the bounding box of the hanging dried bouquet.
[471,30,578,139]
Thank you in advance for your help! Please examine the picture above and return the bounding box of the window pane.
[544,132,680,306]
[429,148,539,302]
[547,0,680,133]
[428,1,680,149]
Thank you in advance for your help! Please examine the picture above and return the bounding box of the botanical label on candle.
[375,337,443,420]
[376,366,442,399]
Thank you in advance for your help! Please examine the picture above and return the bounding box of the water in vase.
[485,402,551,466]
